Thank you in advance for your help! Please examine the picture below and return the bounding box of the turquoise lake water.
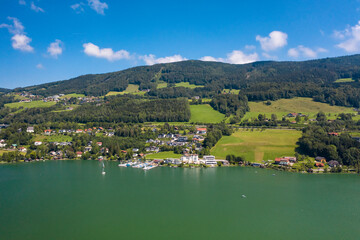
[0,160,360,240]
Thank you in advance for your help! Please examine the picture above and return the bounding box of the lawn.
[211,129,301,162]
[334,78,355,83]
[175,82,204,89]
[60,93,85,99]
[190,104,225,123]
[243,97,357,121]
[157,82,168,89]
[5,100,57,109]
[223,89,240,94]
[106,84,146,96]
[34,135,72,142]
[146,151,182,159]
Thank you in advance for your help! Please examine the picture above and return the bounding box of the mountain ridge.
[14,54,360,96]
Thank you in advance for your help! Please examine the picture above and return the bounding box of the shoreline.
[1,158,358,174]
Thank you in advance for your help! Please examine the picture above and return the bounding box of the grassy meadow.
[146,151,182,159]
[60,93,85,99]
[223,89,240,94]
[175,82,204,88]
[106,84,146,96]
[334,78,355,83]
[33,135,73,142]
[243,97,358,121]
[5,100,56,109]
[189,104,225,123]
[211,129,301,162]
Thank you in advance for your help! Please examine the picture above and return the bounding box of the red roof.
[197,128,207,131]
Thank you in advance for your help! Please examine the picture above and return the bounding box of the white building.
[201,155,217,166]
[180,154,199,164]
[34,141,42,146]
[27,127,34,133]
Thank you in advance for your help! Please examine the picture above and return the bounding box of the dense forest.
[298,114,360,167]
[0,96,191,124]
[13,55,360,98]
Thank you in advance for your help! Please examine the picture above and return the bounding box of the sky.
[1,0,360,89]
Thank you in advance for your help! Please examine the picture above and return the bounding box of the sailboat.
[101,161,106,175]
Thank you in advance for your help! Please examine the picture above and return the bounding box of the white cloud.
[87,0,108,15]
[71,3,85,13]
[19,0,26,5]
[0,17,33,52]
[47,39,63,58]
[200,50,258,64]
[256,31,288,51]
[83,43,130,61]
[227,50,258,64]
[140,54,187,65]
[11,34,34,52]
[0,17,24,34]
[335,21,360,52]
[36,63,44,69]
[288,45,327,59]
[30,2,44,12]
[200,56,224,62]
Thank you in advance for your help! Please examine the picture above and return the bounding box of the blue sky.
[1,0,360,89]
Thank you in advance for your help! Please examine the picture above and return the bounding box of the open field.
[33,135,72,142]
[60,93,85,99]
[223,89,240,94]
[146,151,182,159]
[175,82,204,88]
[243,97,358,121]
[190,104,225,123]
[157,82,168,89]
[106,84,146,96]
[334,78,355,83]
[5,100,57,109]
[211,129,301,162]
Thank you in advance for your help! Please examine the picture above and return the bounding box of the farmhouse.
[196,128,207,134]
[44,129,52,135]
[76,152,83,158]
[315,156,327,163]
[26,127,34,133]
[328,160,340,168]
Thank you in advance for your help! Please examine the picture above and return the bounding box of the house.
[96,142,103,147]
[76,152,83,158]
[26,127,34,133]
[34,141,42,146]
[201,155,217,166]
[287,113,298,117]
[196,128,207,134]
[315,162,325,167]
[76,129,83,133]
[107,132,115,137]
[132,148,139,152]
[328,160,340,168]
[0,140,7,148]
[180,154,199,164]
[315,156,326,163]
[275,157,296,165]
[18,147,27,152]
[84,146,92,152]
[177,136,188,142]
[145,146,159,152]
[44,129,52,135]
[328,132,339,136]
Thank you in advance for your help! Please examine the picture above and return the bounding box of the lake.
[1,161,360,239]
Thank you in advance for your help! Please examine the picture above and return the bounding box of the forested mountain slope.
[15,54,360,97]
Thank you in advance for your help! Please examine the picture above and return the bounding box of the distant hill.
[0,88,10,94]
[15,54,360,97]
